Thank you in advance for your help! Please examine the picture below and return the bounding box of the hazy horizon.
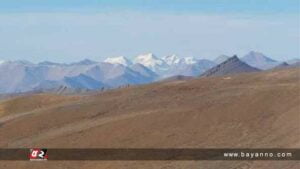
[0,51,299,64]
[0,0,299,63]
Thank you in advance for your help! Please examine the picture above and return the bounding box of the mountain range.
[0,67,299,169]
[0,51,299,94]
[241,51,280,70]
[201,55,260,77]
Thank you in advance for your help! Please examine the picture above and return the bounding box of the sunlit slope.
[0,68,299,169]
[0,94,81,117]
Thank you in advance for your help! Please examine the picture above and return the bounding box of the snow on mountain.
[241,51,279,70]
[104,56,132,66]
[163,59,216,77]
[182,57,198,64]
[162,55,198,66]
[134,53,169,73]
[0,55,216,93]
[162,55,182,65]
[0,51,287,94]
[0,60,5,65]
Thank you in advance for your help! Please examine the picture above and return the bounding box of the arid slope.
[0,68,299,169]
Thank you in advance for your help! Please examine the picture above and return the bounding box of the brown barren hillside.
[0,68,299,169]
[0,94,81,117]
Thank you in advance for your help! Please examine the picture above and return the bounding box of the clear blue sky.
[0,0,299,13]
[0,0,299,62]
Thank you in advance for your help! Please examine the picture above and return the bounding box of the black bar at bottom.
[0,149,299,161]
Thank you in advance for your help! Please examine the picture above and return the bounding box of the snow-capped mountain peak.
[163,55,198,65]
[0,60,5,65]
[183,57,197,64]
[134,53,163,67]
[104,56,132,66]
[163,54,181,65]
[134,53,169,73]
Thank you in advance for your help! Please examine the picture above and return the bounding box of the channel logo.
[29,148,48,161]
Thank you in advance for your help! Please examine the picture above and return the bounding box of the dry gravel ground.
[0,68,299,169]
